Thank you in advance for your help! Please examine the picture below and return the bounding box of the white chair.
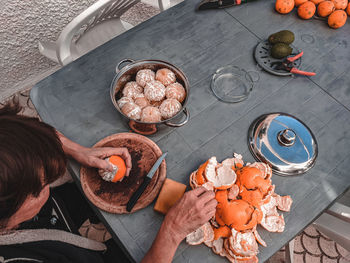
[313,202,350,249]
[285,202,350,263]
[38,0,167,66]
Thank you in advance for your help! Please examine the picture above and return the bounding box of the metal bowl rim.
[110,59,190,125]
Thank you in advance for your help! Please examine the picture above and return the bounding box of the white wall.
[0,0,96,100]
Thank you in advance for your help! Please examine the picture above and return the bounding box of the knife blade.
[126,152,168,212]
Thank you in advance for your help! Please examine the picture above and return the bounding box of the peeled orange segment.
[204,157,237,190]
[228,184,240,200]
[273,194,293,212]
[247,162,272,180]
[261,214,285,233]
[186,226,205,245]
[253,228,267,247]
[229,231,259,258]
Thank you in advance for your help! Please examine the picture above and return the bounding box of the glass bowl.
[211,65,259,103]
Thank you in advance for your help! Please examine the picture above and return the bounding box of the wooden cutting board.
[80,133,166,214]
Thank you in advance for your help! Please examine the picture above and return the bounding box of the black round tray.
[254,41,302,77]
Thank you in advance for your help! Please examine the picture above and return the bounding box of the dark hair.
[0,99,67,228]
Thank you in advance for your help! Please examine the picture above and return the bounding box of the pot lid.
[248,113,318,176]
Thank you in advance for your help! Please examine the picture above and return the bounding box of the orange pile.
[186,155,293,263]
[275,0,349,29]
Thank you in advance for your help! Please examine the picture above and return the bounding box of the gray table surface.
[31,0,350,262]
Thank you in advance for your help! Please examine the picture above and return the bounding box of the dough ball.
[117,97,134,109]
[136,69,155,87]
[156,68,176,86]
[165,82,186,103]
[134,96,150,109]
[141,106,162,123]
[144,80,166,102]
[121,102,141,120]
[159,99,182,119]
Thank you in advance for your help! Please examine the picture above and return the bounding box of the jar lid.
[248,113,318,176]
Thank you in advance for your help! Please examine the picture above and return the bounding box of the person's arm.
[141,187,217,263]
[57,131,132,176]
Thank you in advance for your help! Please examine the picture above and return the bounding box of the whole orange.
[328,9,348,28]
[109,155,127,182]
[295,0,308,6]
[331,0,348,9]
[276,0,295,14]
[298,1,317,19]
[310,0,325,4]
[347,2,350,14]
[317,1,336,16]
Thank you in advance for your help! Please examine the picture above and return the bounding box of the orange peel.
[215,191,261,231]
[204,157,237,190]
[187,155,293,262]
[196,160,208,185]
[214,225,232,240]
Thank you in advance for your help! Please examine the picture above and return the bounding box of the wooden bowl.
[80,133,166,214]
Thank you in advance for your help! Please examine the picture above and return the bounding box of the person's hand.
[73,147,132,177]
[162,187,217,244]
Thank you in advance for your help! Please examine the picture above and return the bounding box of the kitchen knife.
[197,0,257,10]
[126,152,168,212]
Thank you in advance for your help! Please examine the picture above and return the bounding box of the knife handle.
[126,176,152,212]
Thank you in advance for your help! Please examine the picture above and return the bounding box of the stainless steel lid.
[248,113,318,176]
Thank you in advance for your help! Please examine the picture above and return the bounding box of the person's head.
[0,99,67,229]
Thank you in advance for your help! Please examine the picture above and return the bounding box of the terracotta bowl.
[80,133,166,214]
